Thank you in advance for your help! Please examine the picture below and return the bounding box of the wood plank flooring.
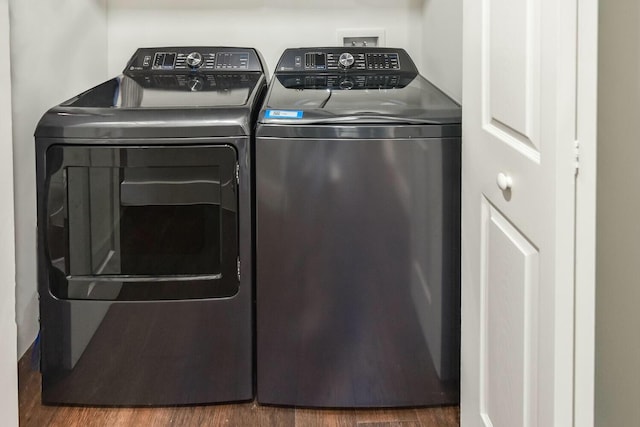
[19,347,459,426]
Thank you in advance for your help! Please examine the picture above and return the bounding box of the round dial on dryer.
[186,52,204,69]
[338,52,355,69]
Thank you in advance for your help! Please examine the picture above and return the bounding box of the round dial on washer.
[188,77,205,92]
[339,77,354,90]
[338,52,355,69]
[186,52,204,69]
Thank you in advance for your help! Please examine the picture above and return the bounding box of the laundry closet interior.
[9,0,464,415]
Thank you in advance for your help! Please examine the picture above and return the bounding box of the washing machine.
[255,47,461,407]
[35,46,267,405]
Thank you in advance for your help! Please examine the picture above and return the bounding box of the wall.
[107,0,463,101]
[595,0,640,425]
[0,0,18,423]
[10,0,108,356]
[421,0,462,102]
[107,0,423,77]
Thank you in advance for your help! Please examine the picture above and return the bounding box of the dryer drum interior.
[45,144,239,301]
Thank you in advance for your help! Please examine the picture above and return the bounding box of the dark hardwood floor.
[19,347,460,426]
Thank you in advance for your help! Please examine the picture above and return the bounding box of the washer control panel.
[125,47,262,73]
[277,47,414,73]
[277,73,415,90]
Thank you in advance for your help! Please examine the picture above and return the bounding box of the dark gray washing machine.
[35,47,267,405]
[256,47,461,407]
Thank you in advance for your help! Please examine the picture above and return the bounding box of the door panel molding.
[479,198,539,427]
[482,0,541,161]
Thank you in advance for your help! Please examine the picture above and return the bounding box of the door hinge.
[235,163,240,185]
[574,140,580,175]
[237,257,241,281]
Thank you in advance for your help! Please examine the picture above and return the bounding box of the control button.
[338,52,355,69]
[186,52,204,69]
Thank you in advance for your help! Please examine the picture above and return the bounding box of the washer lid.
[259,47,460,126]
[259,72,460,126]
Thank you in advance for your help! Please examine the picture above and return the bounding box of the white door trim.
[0,0,19,424]
[573,0,598,425]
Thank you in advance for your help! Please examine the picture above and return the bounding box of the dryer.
[255,47,461,407]
[35,47,266,405]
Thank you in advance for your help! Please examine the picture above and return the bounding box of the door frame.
[573,0,598,425]
[0,0,19,424]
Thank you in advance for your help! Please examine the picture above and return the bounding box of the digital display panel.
[313,53,326,69]
[215,52,250,69]
[152,52,177,70]
[163,53,176,68]
[305,53,326,70]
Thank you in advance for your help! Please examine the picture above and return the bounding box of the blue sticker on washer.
[265,109,304,119]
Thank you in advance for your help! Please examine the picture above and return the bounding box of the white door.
[461,0,580,426]
[0,0,19,424]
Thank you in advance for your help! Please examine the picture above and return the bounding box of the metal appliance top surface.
[36,47,267,139]
[258,47,461,130]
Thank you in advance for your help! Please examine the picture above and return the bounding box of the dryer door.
[44,144,238,301]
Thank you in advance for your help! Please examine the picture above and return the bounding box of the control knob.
[339,77,354,90]
[186,51,204,69]
[338,52,355,69]
[187,76,205,92]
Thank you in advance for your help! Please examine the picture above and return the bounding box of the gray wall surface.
[10,0,108,356]
[596,0,640,424]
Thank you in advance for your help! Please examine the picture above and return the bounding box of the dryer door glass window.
[45,145,238,301]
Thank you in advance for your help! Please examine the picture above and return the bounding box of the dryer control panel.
[124,47,264,73]
[275,47,417,73]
